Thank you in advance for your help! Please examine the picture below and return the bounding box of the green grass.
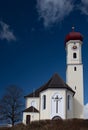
[0,119,88,130]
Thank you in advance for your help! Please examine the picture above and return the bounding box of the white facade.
[66,40,84,118]
[23,112,39,124]
[23,87,74,124]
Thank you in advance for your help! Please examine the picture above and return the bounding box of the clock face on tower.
[72,45,77,50]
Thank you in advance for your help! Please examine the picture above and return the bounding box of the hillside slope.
[0,119,88,130]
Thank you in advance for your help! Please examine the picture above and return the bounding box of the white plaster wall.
[26,97,39,110]
[66,64,84,118]
[40,89,66,120]
[23,112,39,125]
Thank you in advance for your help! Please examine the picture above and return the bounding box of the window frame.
[42,95,46,110]
[31,100,36,108]
[67,95,71,111]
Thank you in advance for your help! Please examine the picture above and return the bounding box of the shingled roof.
[25,73,75,98]
[23,106,39,113]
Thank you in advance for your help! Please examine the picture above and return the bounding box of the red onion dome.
[65,31,83,44]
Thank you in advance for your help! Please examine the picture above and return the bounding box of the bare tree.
[0,85,23,126]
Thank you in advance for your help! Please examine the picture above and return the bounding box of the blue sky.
[0,0,88,111]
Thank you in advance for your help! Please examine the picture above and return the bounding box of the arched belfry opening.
[73,53,77,58]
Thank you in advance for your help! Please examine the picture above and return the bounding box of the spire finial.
[72,26,75,32]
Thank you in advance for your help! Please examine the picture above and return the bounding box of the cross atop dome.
[72,26,75,32]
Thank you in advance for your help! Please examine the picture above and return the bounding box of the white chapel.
[23,28,84,124]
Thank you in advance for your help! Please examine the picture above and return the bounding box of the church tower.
[65,27,84,118]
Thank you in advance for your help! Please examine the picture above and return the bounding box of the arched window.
[67,95,71,110]
[74,67,77,71]
[42,95,46,109]
[73,53,77,58]
[31,100,36,108]
[51,93,62,114]
[75,86,76,90]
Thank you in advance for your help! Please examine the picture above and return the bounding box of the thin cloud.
[84,103,88,119]
[36,0,74,27]
[0,21,16,42]
[79,0,88,15]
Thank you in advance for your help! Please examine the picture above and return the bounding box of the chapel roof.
[25,73,75,98]
[23,106,39,113]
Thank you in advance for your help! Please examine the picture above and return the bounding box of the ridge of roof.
[24,73,75,98]
[23,106,39,113]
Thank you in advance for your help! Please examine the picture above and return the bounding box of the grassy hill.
[0,119,88,130]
